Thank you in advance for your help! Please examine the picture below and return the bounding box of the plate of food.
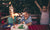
[11,24,28,30]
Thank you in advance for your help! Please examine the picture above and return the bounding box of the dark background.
[0,0,49,16]
[0,0,50,25]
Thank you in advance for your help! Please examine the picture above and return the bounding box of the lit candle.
[14,13,19,16]
[22,13,25,15]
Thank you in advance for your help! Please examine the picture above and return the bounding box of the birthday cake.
[11,24,28,30]
[18,24,25,29]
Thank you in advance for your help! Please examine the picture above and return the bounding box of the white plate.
[11,24,28,30]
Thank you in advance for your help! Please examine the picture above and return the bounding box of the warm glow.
[20,15,22,16]
[22,13,25,15]
[19,13,22,16]
[14,13,19,16]
[12,14,14,19]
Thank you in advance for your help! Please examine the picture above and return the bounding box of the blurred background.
[0,0,49,25]
[0,0,49,30]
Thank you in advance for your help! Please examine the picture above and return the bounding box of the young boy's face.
[23,12,29,18]
[43,6,47,12]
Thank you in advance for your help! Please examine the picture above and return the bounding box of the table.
[11,24,28,30]
[2,25,48,30]
[28,25,48,30]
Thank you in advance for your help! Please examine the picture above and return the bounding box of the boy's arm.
[26,16,32,26]
[26,22,32,26]
[20,21,32,26]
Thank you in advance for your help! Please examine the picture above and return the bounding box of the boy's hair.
[23,8,31,14]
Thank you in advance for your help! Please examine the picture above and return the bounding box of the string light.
[14,13,19,16]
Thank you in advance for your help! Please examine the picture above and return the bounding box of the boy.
[21,11,32,26]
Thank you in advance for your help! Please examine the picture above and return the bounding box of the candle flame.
[14,13,19,16]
